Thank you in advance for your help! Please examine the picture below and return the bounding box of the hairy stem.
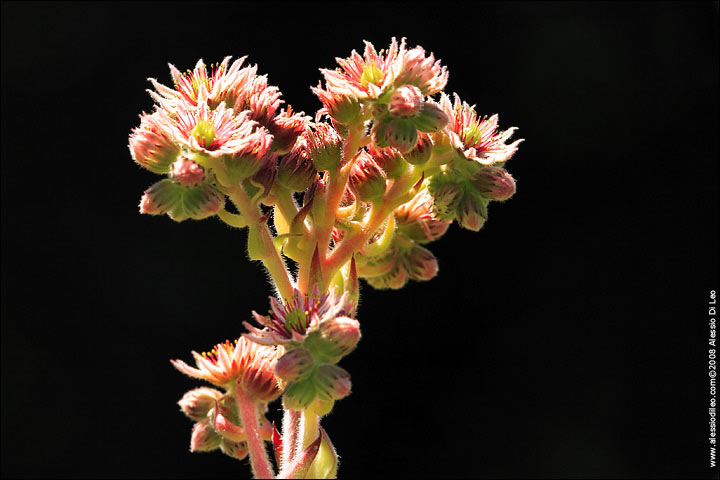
[315,125,365,262]
[235,393,275,479]
[226,185,295,302]
[281,408,302,469]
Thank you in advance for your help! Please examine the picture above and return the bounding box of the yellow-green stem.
[226,185,295,302]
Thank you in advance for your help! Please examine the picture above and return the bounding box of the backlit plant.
[129,37,523,478]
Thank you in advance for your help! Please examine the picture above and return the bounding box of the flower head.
[327,38,402,100]
[171,337,281,401]
[149,57,249,112]
[437,93,523,165]
[243,286,355,347]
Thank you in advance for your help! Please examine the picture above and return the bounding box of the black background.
[1,1,718,478]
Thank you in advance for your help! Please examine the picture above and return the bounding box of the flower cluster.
[171,338,278,458]
[130,37,523,479]
[244,286,360,412]
[129,57,310,222]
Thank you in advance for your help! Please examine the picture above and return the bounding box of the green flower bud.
[283,377,317,410]
[402,132,432,166]
[275,347,315,383]
[384,117,418,153]
[139,179,182,216]
[317,316,361,360]
[456,193,488,232]
[367,144,407,179]
[313,365,352,401]
[190,419,222,452]
[307,124,343,171]
[349,151,387,203]
[411,101,449,133]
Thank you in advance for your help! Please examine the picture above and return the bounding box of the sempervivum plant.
[129,37,523,479]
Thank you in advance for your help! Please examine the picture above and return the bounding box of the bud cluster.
[243,287,360,411]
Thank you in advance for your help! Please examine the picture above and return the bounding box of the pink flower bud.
[190,419,222,452]
[456,194,487,232]
[275,347,315,382]
[472,166,516,201]
[388,85,424,118]
[170,155,205,187]
[139,179,182,216]
[276,140,317,192]
[129,111,180,174]
[367,144,407,179]
[404,246,439,281]
[220,439,249,460]
[318,316,361,359]
[402,132,432,166]
[411,101,449,133]
[306,123,343,171]
[349,151,387,203]
[178,387,223,421]
[384,117,418,154]
[269,107,310,155]
[314,364,352,401]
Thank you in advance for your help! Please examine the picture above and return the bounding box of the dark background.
[1,1,718,478]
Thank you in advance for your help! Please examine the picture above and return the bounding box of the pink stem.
[235,392,275,479]
[281,409,302,469]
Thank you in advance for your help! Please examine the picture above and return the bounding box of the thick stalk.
[300,409,319,450]
[235,392,275,479]
[226,185,295,302]
[281,408,302,468]
[315,125,365,260]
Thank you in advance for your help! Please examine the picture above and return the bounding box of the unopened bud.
[129,111,180,174]
[269,108,310,155]
[190,419,222,452]
[430,182,463,221]
[312,83,362,125]
[366,261,408,290]
[472,166,516,201]
[283,378,317,410]
[384,117,418,154]
[175,184,224,221]
[403,132,432,166]
[220,439,249,460]
[139,179,182,215]
[225,128,274,179]
[275,347,315,382]
[411,101,449,133]
[276,141,317,192]
[349,151,387,203]
[307,123,343,171]
[367,144,407,179]
[318,316,361,359]
[388,85,424,118]
[178,387,223,421]
[314,364,352,401]
[404,246,439,281]
[170,155,205,187]
[456,193,487,232]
